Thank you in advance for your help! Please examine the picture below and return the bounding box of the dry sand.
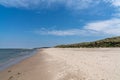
[0,48,120,80]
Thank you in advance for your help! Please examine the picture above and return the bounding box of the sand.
[0,48,120,80]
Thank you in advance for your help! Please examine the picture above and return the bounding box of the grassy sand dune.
[56,36,120,48]
[0,48,120,80]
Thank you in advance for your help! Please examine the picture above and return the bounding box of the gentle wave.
[0,49,37,71]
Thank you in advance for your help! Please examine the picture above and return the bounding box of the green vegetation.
[55,36,120,48]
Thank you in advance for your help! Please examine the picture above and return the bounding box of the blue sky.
[0,0,120,48]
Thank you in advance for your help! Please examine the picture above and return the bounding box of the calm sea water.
[0,49,37,71]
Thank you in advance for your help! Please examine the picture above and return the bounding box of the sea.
[0,49,37,71]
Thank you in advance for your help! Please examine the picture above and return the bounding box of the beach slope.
[0,48,120,80]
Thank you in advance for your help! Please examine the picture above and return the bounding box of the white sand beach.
[0,48,120,80]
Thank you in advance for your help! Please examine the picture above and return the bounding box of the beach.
[0,48,120,80]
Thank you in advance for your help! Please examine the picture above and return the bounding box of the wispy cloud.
[0,0,96,10]
[0,0,42,8]
[1,0,120,37]
[35,18,120,36]
[0,0,116,10]
[110,0,120,7]
[1,0,120,17]
[85,18,120,35]
[35,28,102,36]
[106,0,120,17]
[0,0,120,17]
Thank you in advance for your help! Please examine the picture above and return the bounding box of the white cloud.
[36,18,120,36]
[0,0,120,17]
[0,0,108,10]
[35,28,101,36]
[105,0,120,17]
[85,18,120,35]
[1,0,120,36]
[65,0,97,10]
[0,0,120,11]
[0,0,43,8]
[111,0,120,7]
[102,0,120,7]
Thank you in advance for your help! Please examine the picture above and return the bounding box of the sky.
[0,0,120,48]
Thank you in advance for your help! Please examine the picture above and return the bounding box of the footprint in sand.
[8,72,21,80]
[8,76,14,80]
[58,73,86,80]
[8,70,11,73]
[17,72,21,75]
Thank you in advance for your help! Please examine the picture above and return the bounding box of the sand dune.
[0,48,120,80]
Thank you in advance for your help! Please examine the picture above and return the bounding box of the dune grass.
[55,36,120,48]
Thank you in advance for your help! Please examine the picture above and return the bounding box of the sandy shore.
[0,48,120,80]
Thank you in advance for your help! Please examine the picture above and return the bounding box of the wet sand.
[0,48,120,80]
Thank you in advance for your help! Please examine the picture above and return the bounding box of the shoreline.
[0,48,120,80]
[0,49,38,71]
[0,48,55,80]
